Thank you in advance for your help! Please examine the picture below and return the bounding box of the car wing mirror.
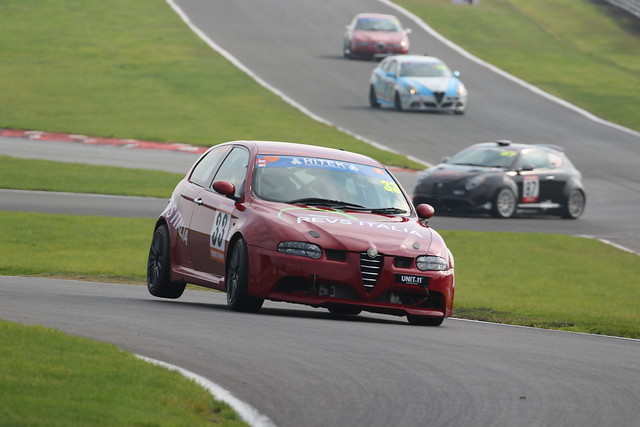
[212,180,236,198]
[405,28,412,34]
[416,203,435,222]
[453,70,461,77]
[441,156,450,164]
[385,71,396,78]
[519,164,535,172]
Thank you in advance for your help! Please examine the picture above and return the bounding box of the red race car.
[147,141,454,326]
[343,13,411,60]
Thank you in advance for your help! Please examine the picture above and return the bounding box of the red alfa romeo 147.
[147,141,454,325]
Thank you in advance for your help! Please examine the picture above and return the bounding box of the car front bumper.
[248,246,454,319]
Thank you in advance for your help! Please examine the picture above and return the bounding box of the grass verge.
[395,0,640,132]
[1,211,638,338]
[0,155,181,198]
[0,320,248,426]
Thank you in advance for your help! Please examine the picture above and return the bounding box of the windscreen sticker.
[500,150,517,157]
[380,180,401,193]
[210,210,231,261]
[522,176,539,203]
[256,155,390,180]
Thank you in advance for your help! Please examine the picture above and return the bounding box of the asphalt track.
[1,1,639,426]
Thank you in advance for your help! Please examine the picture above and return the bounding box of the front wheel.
[369,85,380,108]
[562,189,585,219]
[147,224,186,299]
[226,238,264,313]
[491,188,516,218]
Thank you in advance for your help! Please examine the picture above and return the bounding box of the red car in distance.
[147,140,454,326]
[343,13,411,60]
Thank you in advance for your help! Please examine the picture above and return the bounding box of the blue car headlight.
[416,255,448,271]
[278,241,322,259]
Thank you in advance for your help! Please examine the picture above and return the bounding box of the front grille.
[434,92,445,104]
[360,252,383,290]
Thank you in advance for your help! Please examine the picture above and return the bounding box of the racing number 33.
[210,210,231,260]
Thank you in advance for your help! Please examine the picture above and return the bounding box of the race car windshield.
[399,62,451,78]
[355,18,400,32]
[449,147,518,168]
[253,155,412,214]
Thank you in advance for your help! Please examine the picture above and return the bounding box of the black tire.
[369,85,380,108]
[491,188,517,218]
[407,315,444,326]
[562,189,586,219]
[226,238,264,313]
[147,224,186,299]
[328,306,362,316]
[394,92,403,111]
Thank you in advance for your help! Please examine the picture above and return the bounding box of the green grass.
[0,0,422,170]
[1,211,638,338]
[0,156,182,198]
[0,320,248,426]
[396,0,640,132]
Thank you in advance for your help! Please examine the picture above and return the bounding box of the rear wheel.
[562,189,585,219]
[226,238,264,313]
[407,316,444,326]
[394,92,403,111]
[491,188,516,218]
[369,85,380,108]
[147,224,186,299]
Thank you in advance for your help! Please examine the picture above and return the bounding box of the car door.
[168,145,231,271]
[381,58,399,102]
[188,146,250,283]
[516,148,565,205]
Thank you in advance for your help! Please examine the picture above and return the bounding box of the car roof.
[473,140,565,153]
[354,13,399,21]
[386,55,443,64]
[220,140,384,167]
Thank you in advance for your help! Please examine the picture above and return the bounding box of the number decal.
[210,210,231,260]
[380,180,401,193]
[522,176,539,203]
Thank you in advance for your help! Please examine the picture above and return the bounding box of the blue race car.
[369,55,467,114]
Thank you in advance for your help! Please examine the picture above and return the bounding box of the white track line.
[137,355,277,427]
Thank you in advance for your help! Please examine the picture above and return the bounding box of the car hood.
[353,30,406,44]
[401,77,457,93]
[422,164,504,184]
[252,202,448,257]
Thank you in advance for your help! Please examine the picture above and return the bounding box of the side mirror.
[405,28,412,34]
[453,70,461,77]
[519,164,535,172]
[416,203,435,220]
[385,71,396,78]
[441,156,450,164]
[212,180,236,198]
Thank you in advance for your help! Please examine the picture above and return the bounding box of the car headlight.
[457,84,467,97]
[465,175,486,190]
[416,255,448,271]
[407,84,418,95]
[278,241,322,259]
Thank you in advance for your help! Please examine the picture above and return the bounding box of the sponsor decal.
[522,175,540,203]
[166,201,188,244]
[210,210,231,261]
[396,274,429,287]
[290,212,423,237]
